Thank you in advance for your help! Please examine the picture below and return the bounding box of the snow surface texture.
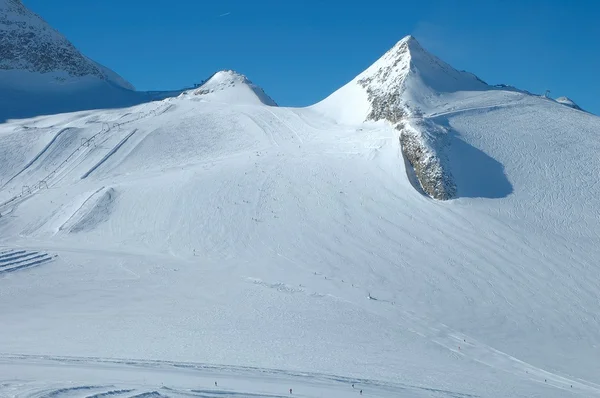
[1,33,600,397]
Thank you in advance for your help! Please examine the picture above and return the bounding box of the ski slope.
[1,37,600,398]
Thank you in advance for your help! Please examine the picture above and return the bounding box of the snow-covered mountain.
[0,0,132,87]
[314,36,488,200]
[0,0,179,121]
[313,36,590,201]
[1,32,600,398]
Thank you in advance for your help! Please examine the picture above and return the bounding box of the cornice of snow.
[192,70,277,106]
[0,0,134,90]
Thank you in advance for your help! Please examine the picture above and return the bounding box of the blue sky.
[24,0,599,114]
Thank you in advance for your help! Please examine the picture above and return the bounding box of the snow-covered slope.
[1,35,600,398]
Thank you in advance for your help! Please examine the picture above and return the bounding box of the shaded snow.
[0,0,162,121]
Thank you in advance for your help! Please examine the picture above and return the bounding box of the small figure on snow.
[289,388,293,394]
[215,381,218,387]
[360,389,363,395]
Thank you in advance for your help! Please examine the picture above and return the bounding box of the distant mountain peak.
[193,69,277,106]
[197,70,255,89]
[0,0,133,89]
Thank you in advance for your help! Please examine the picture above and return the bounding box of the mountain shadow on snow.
[447,133,513,199]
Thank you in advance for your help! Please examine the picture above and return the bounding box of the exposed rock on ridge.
[355,36,467,200]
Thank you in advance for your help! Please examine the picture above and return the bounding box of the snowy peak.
[0,0,152,121]
[313,35,490,201]
[356,35,487,120]
[193,70,277,106]
[0,0,133,89]
[314,35,488,124]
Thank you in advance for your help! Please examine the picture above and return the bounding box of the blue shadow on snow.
[447,131,513,199]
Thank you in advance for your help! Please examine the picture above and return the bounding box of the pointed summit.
[192,70,277,106]
[385,34,423,54]
[313,35,487,124]
[313,35,489,201]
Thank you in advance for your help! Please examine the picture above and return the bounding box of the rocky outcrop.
[397,119,456,200]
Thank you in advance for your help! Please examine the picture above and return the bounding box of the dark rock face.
[398,121,456,200]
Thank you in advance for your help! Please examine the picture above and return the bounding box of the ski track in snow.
[0,353,476,398]
[0,127,72,188]
[81,129,138,179]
